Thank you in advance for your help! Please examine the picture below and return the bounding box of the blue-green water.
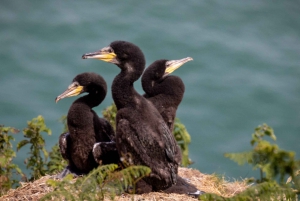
[1,0,299,180]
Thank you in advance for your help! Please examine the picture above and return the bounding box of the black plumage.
[142,58,193,132]
[82,41,180,191]
[139,58,205,196]
[162,176,204,196]
[55,72,119,177]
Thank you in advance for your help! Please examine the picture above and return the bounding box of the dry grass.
[0,167,249,201]
[0,175,53,201]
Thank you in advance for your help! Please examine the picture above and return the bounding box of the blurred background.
[1,0,299,180]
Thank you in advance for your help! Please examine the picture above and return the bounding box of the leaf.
[173,118,192,166]
[106,165,151,194]
[224,151,254,166]
[46,179,59,187]
[17,139,29,151]
[0,157,6,166]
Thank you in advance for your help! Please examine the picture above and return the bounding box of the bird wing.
[163,107,177,131]
[59,132,70,161]
[161,121,176,163]
[159,120,178,185]
[92,110,115,142]
[116,118,150,165]
[116,109,178,189]
[101,119,116,141]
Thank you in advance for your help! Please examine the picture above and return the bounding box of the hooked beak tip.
[186,57,193,62]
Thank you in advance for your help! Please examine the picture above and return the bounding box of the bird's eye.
[107,48,113,53]
[73,82,79,87]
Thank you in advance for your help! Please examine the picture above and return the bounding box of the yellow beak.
[55,82,84,103]
[82,46,117,63]
[165,57,193,75]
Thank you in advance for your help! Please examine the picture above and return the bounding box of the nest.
[1,167,249,201]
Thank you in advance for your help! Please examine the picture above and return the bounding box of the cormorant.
[55,72,119,178]
[82,41,180,191]
[142,58,193,132]
[140,58,204,196]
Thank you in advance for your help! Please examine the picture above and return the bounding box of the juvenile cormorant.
[140,59,204,197]
[82,41,180,191]
[142,58,193,132]
[55,72,119,177]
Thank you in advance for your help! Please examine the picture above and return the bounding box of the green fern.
[102,103,192,167]
[17,115,52,181]
[105,165,151,196]
[42,164,118,201]
[41,164,151,201]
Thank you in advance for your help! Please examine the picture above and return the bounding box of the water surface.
[1,0,299,179]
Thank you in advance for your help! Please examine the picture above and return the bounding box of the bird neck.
[75,92,104,109]
[141,73,155,95]
[144,76,185,105]
[112,70,141,109]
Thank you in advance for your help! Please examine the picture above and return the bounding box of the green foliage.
[0,125,24,196]
[3,114,300,201]
[173,118,193,166]
[41,164,151,201]
[201,123,300,200]
[42,164,118,201]
[105,165,152,195]
[17,115,52,181]
[102,103,117,131]
[200,181,297,201]
[225,124,300,184]
[102,103,192,167]
[59,115,68,133]
[45,115,68,174]
[46,143,67,174]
